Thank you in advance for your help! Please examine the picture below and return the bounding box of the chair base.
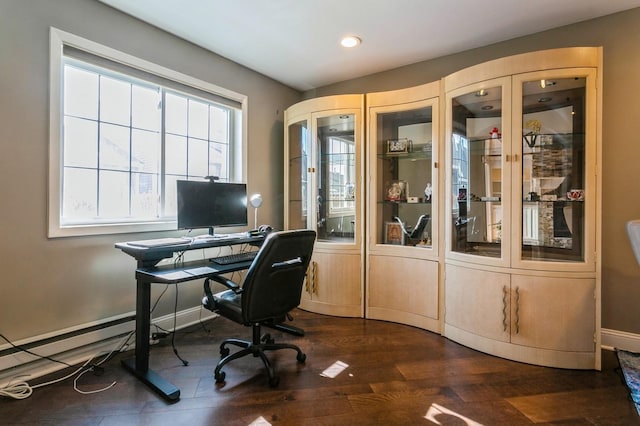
[214,323,306,387]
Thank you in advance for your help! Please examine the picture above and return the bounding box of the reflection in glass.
[450,86,503,258]
[287,120,309,231]
[521,77,586,262]
[316,115,356,242]
[376,107,434,246]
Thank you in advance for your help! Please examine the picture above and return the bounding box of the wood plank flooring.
[0,309,638,425]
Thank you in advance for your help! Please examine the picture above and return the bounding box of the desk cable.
[0,330,134,400]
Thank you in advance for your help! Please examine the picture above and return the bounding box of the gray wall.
[1,0,639,348]
[0,0,300,341]
[309,8,640,336]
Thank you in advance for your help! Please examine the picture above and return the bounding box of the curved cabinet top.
[444,47,602,92]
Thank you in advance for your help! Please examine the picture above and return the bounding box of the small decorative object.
[345,182,355,199]
[523,119,542,148]
[386,138,412,154]
[407,196,419,203]
[490,127,501,139]
[424,182,432,202]
[566,188,584,201]
[457,187,467,201]
[528,191,540,201]
[385,180,407,201]
[384,222,405,245]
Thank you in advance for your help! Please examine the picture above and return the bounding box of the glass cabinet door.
[448,82,508,260]
[287,119,309,231]
[517,73,590,263]
[375,106,435,248]
[315,114,357,243]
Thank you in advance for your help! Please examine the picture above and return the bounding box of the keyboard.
[127,237,190,248]
[210,251,258,265]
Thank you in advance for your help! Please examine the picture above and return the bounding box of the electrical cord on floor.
[172,284,189,366]
[0,330,134,400]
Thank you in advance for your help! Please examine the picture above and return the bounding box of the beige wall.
[309,8,640,335]
[0,0,300,341]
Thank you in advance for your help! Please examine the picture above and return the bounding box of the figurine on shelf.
[424,182,432,203]
[490,127,501,139]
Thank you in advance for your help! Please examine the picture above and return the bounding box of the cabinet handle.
[513,154,519,162]
[502,285,508,332]
[312,261,318,295]
[514,286,520,334]
[506,155,510,162]
[304,263,312,294]
[307,167,316,173]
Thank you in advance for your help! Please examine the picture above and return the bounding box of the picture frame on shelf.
[385,180,407,201]
[385,138,412,155]
[384,222,405,245]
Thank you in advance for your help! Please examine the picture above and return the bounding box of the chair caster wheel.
[220,347,230,357]
[297,353,306,363]
[215,371,226,383]
[262,333,274,344]
[268,376,280,387]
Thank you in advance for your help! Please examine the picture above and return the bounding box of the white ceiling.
[100,0,640,91]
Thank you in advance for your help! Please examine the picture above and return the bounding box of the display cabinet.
[284,95,364,317]
[443,48,601,369]
[366,82,441,331]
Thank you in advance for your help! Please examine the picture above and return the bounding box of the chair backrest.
[240,229,316,324]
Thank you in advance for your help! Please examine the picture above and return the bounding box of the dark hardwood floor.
[1,309,638,425]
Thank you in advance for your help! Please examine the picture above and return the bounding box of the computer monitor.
[176,180,248,236]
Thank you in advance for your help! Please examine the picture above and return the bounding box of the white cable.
[0,330,134,400]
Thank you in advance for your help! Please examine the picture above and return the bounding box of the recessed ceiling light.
[340,36,361,48]
[475,89,488,97]
[481,105,493,110]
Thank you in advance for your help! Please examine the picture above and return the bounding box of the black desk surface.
[115,233,265,267]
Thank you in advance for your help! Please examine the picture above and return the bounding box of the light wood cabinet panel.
[367,255,438,330]
[300,251,362,317]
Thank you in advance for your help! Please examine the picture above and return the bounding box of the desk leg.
[121,279,180,402]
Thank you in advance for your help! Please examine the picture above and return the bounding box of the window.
[49,29,247,237]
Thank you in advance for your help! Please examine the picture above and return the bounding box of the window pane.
[209,142,227,179]
[62,167,97,221]
[166,134,187,175]
[165,92,187,134]
[64,65,98,119]
[188,138,209,177]
[99,170,129,218]
[132,85,161,131]
[100,76,131,126]
[209,106,228,142]
[99,123,130,171]
[132,129,160,173]
[188,99,209,139]
[164,174,181,217]
[64,116,98,168]
[131,172,159,218]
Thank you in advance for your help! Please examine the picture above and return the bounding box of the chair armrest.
[204,275,242,294]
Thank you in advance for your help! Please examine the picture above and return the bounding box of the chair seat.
[212,290,243,324]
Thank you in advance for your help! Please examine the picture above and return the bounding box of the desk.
[115,235,264,402]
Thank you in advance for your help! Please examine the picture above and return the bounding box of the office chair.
[202,229,316,387]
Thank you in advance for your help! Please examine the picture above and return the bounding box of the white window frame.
[48,28,248,238]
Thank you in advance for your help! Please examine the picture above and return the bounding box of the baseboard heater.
[0,307,217,384]
[0,313,137,374]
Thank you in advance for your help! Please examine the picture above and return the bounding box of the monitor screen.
[176,180,247,233]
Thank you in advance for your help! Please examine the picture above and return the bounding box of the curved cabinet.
[365,82,441,332]
[284,95,365,317]
[443,47,602,369]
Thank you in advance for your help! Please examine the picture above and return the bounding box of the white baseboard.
[0,306,217,387]
[601,328,640,353]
